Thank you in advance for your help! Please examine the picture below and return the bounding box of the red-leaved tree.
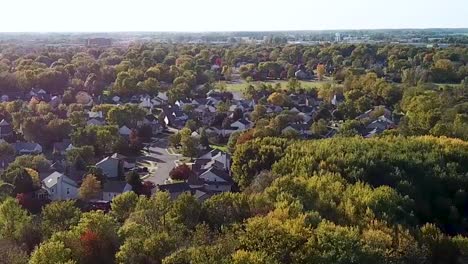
[169,164,193,181]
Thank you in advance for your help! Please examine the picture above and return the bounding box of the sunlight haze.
[1,0,467,32]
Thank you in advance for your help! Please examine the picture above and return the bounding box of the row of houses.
[35,147,234,204]
[35,152,135,202]
[155,149,233,201]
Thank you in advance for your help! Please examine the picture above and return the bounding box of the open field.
[223,80,335,93]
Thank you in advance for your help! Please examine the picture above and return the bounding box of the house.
[230,118,252,131]
[364,127,385,138]
[140,115,164,135]
[331,94,345,106]
[298,112,313,124]
[87,118,105,126]
[96,154,124,179]
[102,181,132,201]
[195,108,216,126]
[357,106,393,121]
[266,105,283,114]
[175,98,192,107]
[195,149,231,171]
[139,97,153,109]
[281,123,310,137]
[1,91,26,102]
[162,106,188,129]
[88,111,104,119]
[152,92,168,106]
[363,116,395,138]
[42,171,79,200]
[119,126,132,137]
[156,182,192,199]
[194,189,211,202]
[0,119,13,138]
[197,167,233,192]
[13,142,42,155]
[53,139,73,156]
[49,96,62,108]
[192,98,210,106]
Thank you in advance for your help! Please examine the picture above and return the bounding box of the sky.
[0,0,467,32]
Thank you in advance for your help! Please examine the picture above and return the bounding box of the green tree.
[29,241,74,264]
[41,200,81,238]
[111,192,139,222]
[0,198,32,241]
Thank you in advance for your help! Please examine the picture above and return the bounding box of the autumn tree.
[169,164,193,181]
[79,175,101,201]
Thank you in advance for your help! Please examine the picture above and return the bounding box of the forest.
[0,38,467,263]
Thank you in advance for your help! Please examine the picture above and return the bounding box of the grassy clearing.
[210,144,228,152]
[224,80,335,93]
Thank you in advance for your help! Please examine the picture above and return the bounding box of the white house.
[42,171,79,200]
[198,167,233,192]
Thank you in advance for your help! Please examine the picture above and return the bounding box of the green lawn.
[223,80,335,93]
[210,144,228,152]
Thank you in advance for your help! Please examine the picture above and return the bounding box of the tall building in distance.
[335,32,342,42]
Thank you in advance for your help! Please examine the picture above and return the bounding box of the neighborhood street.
[137,135,181,185]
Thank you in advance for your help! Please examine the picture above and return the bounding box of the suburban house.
[140,115,164,135]
[102,181,132,201]
[357,106,393,121]
[87,118,105,126]
[331,94,345,106]
[195,149,231,171]
[42,171,79,200]
[0,119,13,138]
[281,123,311,137]
[162,106,188,129]
[13,142,43,155]
[53,139,73,156]
[230,118,252,131]
[197,167,233,192]
[88,111,104,119]
[194,189,211,202]
[139,97,153,109]
[96,154,125,179]
[151,92,168,106]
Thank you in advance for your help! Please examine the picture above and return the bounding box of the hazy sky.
[1,0,467,32]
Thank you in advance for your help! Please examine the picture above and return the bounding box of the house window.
[67,188,70,195]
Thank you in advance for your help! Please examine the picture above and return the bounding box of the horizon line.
[1,27,468,34]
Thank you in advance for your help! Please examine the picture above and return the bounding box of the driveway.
[137,135,181,185]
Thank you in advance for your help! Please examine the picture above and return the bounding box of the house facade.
[42,171,79,200]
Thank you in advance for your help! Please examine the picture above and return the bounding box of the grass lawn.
[224,79,335,94]
[210,144,228,152]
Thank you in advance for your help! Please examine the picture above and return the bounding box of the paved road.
[137,135,181,185]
